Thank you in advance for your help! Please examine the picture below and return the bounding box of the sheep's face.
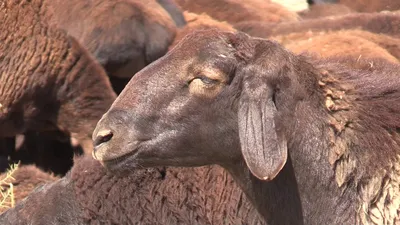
[93,30,301,180]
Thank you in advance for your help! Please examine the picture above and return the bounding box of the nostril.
[94,130,113,147]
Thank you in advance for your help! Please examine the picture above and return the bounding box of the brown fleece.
[299,3,355,19]
[0,156,264,224]
[174,0,299,24]
[235,11,400,39]
[272,30,400,63]
[170,11,236,49]
[0,0,117,154]
[339,0,400,12]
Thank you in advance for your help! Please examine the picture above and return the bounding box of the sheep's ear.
[238,86,287,181]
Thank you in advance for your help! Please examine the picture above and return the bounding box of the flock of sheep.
[0,0,400,224]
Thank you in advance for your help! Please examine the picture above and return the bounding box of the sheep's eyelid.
[188,76,218,88]
[203,67,228,79]
[196,74,219,83]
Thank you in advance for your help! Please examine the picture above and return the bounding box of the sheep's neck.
[224,94,358,224]
[225,158,304,225]
[226,66,400,224]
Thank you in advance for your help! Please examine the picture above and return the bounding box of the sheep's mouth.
[102,147,139,168]
[99,139,149,169]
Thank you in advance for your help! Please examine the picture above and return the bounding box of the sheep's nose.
[93,129,114,148]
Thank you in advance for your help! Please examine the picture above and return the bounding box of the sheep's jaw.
[93,139,144,169]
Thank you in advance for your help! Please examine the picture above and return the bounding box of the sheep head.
[92,29,310,180]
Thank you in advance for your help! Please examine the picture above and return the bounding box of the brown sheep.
[0,1,117,154]
[172,13,400,64]
[285,33,399,63]
[0,156,264,225]
[170,11,235,49]
[299,3,355,19]
[1,11,228,174]
[174,0,299,24]
[235,11,400,39]
[272,30,400,63]
[339,0,400,13]
[157,0,187,27]
[0,165,59,214]
[41,0,180,93]
[93,30,400,224]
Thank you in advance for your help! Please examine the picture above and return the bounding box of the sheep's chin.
[101,149,141,175]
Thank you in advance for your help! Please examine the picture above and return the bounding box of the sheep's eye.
[187,73,223,97]
[189,75,219,86]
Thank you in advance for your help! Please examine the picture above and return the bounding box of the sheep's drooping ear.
[238,86,287,181]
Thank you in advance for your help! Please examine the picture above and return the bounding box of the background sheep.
[0,156,264,225]
[92,30,400,224]
[174,0,299,24]
[285,33,399,63]
[273,30,400,63]
[170,11,235,49]
[0,0,182,171]
[307,0,400,13]
[172,12,400,64]
[339,0,400,13]
[171,11,400,64]
[0,1,117,155]
[157,0,187,27]
[299,3,355,19]
[235,11,400,38]
[41,0,181,93]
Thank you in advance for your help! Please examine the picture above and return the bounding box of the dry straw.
[0,163,19,210]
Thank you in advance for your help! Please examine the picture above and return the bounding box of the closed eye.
[187,72,224,97]
[189,75,219,86]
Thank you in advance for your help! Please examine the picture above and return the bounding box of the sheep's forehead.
[158,31,236,80]
[174,30,234,57]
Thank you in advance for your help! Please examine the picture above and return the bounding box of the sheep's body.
[286,34,398,63]
[279,55,400,224]
[229,49,400,224]
[39,0,180,93]
[339,0,400,12]
[299,3,354,19]
[172,13,400,64]
[273,30,400,63]
[235,12,400,39]
[0,156,264,225]
[174,0,299,24]
[170,12,235,49]
[43,0,177,79]
[0,0,117,154]
[92,30,400,224]
[157,0,187,27]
